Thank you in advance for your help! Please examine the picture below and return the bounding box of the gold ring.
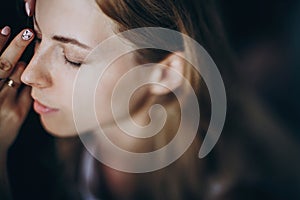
[6,79,20,89]
[7,79,14,87]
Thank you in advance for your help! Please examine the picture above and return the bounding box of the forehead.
[35,0,115,48]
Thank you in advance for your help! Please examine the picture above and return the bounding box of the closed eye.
[64,55,82,67]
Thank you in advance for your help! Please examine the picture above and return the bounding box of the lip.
[33,100,59,115]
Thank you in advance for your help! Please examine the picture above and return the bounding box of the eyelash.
[64,56,82,67]
[34,36,82,68]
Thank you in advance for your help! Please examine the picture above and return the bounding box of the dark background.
[219,0,300,134]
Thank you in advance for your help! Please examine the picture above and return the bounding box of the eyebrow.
[52,36,92,50]
[33,16,92,50]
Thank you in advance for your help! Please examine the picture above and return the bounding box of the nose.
[21,50,52,88]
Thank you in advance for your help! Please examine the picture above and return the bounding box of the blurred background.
[220,0,300,134]
[0,0,299,199]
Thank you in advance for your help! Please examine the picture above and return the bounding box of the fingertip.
[17,61,27,68]
[29,0,36,16]
[1,26,11,36]
[16,63,26,74]
[21,29,34,41]
[25,0,35,17]
[25,1,30,17]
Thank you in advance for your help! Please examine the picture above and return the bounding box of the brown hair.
[96,0,234,70]
[93,0,234,199]
[88,2,300,200]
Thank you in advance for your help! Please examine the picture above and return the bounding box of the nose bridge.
[31,43,52,68]
[22,43,53,87]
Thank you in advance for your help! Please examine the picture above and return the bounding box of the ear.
[149,52,185,95]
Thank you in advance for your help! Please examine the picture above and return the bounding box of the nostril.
[20,66,52,89]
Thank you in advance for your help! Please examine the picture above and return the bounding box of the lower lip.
[33,101,59,115]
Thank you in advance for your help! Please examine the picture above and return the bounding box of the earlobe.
[149,52,185,96]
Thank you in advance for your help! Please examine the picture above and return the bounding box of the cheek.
[52,66,78,105]
[94,66,123,125]
[43,69,79,134]
[94,65,150,126]
[93,56,134,125]
[89,52,151,127]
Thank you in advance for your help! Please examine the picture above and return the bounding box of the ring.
[7,79,14,87]
[6,78,20,89]
[0,77,6,82]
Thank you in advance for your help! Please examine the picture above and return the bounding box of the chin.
[40,117,79,138]
[47,129,78,138]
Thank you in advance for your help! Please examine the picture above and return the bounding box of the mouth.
[33,99,59,115]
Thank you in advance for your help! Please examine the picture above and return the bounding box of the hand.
[24,0,36,17]
[0,27,34,152]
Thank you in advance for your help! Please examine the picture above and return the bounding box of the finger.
[0,26,11,52]
[25,0,36,17]
[0,77,6,90]
[0,29,34,79]
[9,62,25,85]
[1,63,26,98]
[17,86,32,117]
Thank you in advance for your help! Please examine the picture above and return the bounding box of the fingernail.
[1,26,11,36]
[25,2,31,17]
[22,29,33,41]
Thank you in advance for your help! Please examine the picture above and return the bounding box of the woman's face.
[21,0,147,137]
